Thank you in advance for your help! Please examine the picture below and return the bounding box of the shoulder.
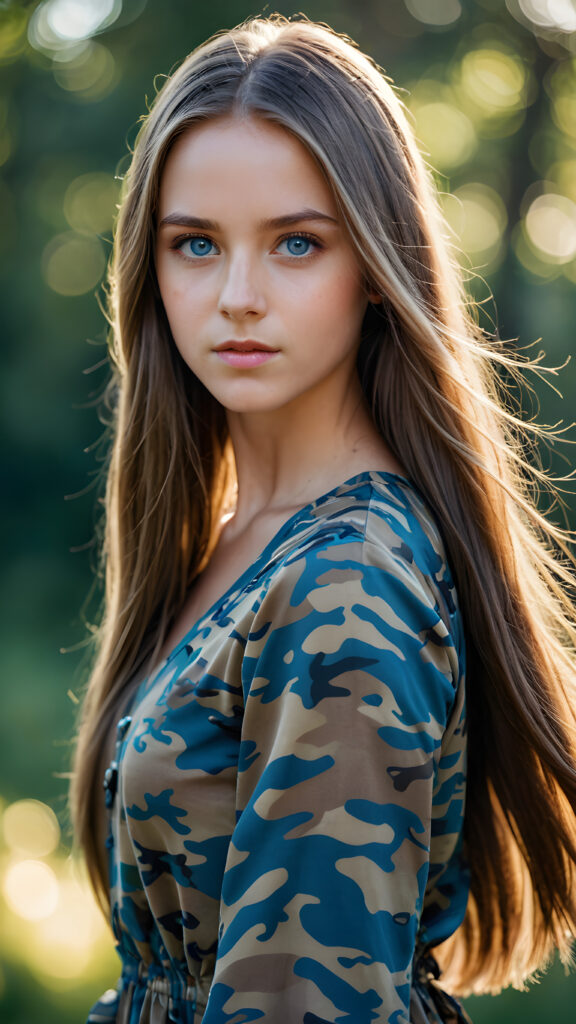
[243,473,464,722]
[265,474,458,620]
[362,474,461,635]
[250,472,463,656]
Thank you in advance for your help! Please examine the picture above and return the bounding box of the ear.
[364,279,382,303]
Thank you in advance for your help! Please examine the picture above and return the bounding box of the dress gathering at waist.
[88,943,472,1024]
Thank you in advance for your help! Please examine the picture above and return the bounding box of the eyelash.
[169,231,324,261]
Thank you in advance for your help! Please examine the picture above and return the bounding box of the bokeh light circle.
[64,172,120,234]
[525,193,576,262]
[405,0,462,26]
[548,159,576,203]
[29,876,106,978]
[2,799,60,857]
[29,0,122,57]
[553,94,576,139]
[453,184,507,254]
[3,859,59,921]
[443,183,507,269]
[53,41,118,99]
[0,7,29,63]
[46,0,118,42]
[460,49,527,114]
[519,0,576,32]
[413,101,476,169]
[42,232,106,295]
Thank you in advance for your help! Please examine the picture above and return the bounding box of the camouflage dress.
[89,471,471,1024]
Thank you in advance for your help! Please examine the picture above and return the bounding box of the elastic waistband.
[137,974,197,1001]
[122,959,199,993]
[88,967,205,1024]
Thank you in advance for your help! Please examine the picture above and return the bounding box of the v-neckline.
[154,469,413,669]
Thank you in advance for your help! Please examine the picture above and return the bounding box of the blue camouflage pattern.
[90,471,470,1024]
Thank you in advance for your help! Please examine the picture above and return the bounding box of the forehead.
[157,115,337,220]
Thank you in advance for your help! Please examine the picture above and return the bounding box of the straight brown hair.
[71,14,576,996]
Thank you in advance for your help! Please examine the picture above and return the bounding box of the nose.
[217,251,266,321]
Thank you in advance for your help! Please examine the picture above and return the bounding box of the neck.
[224,370,401,528]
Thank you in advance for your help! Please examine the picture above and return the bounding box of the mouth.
[213,340,280,368]
[213,342,279,369]
[214,340,278,353]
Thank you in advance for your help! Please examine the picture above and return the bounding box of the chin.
[220,398,285,415]
[211,386,290,415]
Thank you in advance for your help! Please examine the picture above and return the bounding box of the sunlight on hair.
[3,859,59,921]
[42,231,106,296]
[64,173,120,234]
[2,799,60,858]
[405,0,462,26]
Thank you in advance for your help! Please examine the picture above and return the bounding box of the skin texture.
[155,115,400,528]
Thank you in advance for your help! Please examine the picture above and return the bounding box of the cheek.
[305,272,367,336]
[159,279,208,334]
[156,253,208,311]
[158,272,189,308]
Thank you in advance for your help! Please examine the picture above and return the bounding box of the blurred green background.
[1,0,576,1020]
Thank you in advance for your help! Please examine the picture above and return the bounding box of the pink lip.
[214,339,276,351]
[216,350,278,368]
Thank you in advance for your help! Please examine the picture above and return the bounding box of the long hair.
[71,14,576,995]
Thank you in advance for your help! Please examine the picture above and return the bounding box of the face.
[155,115,376,415]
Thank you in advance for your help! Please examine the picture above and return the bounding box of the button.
[117,715,132,740]
[103,761,118,808]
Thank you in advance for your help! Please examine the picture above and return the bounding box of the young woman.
[71,14,576,1024]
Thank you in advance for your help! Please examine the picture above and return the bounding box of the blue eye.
[172,232,319,260]
[277,235,315,257]
[179,236,217,257]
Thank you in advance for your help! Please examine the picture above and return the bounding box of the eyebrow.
[158,208,339,230]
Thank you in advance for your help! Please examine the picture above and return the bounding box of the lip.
[216,350,278,368]
[214,340,277,352]
[213,339,280,369]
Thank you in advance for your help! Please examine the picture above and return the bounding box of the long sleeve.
[202,528,464,1024]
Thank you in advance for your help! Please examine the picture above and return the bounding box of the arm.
[202,535,462,1024]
